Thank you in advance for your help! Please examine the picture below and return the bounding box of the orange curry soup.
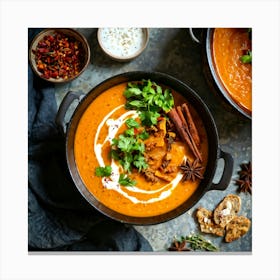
[74,82,208,217]
[212,28,252,113]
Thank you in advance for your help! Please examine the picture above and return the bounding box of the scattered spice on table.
[236,161,252,194]
[168,238,191,251]
[168,234,219,252]
[185,234,219,251]
[32,31,85,80]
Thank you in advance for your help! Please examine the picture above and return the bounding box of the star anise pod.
[168,239,191,251]
[239,161,252,180]
[236,161,252,194]
[179,158,204,182]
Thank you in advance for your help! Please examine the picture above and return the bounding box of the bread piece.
[225,216,251,242]
[196,207,225,237]
[213,194,241,227]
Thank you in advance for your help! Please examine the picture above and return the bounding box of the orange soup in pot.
[212,28,252,114]
[74,81,208,217]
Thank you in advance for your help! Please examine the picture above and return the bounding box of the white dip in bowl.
[98,28,149,61]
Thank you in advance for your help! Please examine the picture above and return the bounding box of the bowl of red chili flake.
[29,28,90,83]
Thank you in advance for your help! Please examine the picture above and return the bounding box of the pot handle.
[209,149,234,191]
[55,91,85,134]
[189,28,203,44]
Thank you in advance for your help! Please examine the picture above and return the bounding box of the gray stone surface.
[55,28,252,252]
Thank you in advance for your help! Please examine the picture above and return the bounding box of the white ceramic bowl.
[97,28,149,62]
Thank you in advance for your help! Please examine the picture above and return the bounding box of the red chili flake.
[32,32,85,80]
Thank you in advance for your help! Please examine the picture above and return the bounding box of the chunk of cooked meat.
[157,118,167,135]
[142,118,187,184]
[160,159,171,170]
[143,169,159,183]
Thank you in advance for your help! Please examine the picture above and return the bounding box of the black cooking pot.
[189,28,251,119]
[56,71,233,225]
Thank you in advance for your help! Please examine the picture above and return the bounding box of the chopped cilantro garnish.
[125,118,140,128]
[133,154,148,172]
[116,134,135,152]
[118,174,136,187]
[95,166,112,177]
[111,134,147,173]
[124,127,135,136]
[124,80,174,127]
[138,130,149,140]
[140,111,160,126]
[240,50,252,64]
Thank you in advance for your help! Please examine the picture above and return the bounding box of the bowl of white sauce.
[97,28,149,62]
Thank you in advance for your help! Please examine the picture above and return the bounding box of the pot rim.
[64,71,225,225]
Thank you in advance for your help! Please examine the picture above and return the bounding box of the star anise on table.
[168,239,191,251]
[236,161,252,194]
[179,158,204,182]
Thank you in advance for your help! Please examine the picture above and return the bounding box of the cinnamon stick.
[176,106,189,131]
[168,107,202,162]
[168,108,193,150]
[177,106,202,162]
[182,103,200,148]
